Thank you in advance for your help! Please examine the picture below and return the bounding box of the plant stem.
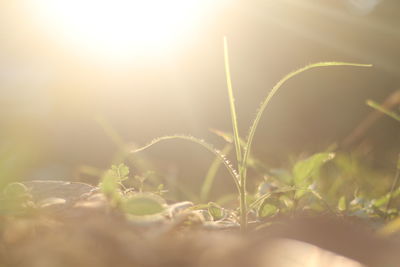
[239,178,247,232]
[224,37,248,232]
[223,37,243,166]
[385,153,400,219]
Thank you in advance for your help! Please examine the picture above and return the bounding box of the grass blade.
[200,144,232,202]
[385,153,400,218]
[224,37,248,232]
[131,135,240,192]
[223,37,243,167]
[241,62,372,184]
[367,100,400,122]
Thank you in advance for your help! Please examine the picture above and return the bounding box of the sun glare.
[32,0,220,61]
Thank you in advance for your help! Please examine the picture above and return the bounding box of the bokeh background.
[0,0,399,199]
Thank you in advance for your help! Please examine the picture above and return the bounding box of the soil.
[0,181,399,267]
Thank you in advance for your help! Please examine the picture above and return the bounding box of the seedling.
[130,37,371,232]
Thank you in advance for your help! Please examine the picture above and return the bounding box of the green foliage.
[129,37,372,232]
[293,153,335,187]
[122,193,166,216]
[1,46,394,241]
[208,202,225,221]
[257,200,278,218]
[366,99,400,222]
[100,164,129,202]
[239,62,371,216]
[293,153,335,199]
[98,164,169,219]
[3,39,396,235]
[114,164,130,181]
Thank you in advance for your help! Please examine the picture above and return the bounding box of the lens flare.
[31,0,219,61]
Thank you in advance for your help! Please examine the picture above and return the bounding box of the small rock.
[22,180,95,206]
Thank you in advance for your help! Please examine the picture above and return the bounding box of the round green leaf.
[122,193,166,216]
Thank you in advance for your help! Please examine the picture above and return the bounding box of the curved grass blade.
[200,144,232,202]
[210,128,271,173]
[241,62,372,185]
[131,135,240,192]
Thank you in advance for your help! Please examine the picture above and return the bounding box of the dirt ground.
[1,181,399,267]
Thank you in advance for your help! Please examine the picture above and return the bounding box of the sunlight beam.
[31,0,221,61]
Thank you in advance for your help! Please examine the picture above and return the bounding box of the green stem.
[224,37,247,232]
[385,153,400,219]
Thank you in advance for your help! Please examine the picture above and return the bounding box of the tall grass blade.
[224,37,248,232]
[223,37,243,167]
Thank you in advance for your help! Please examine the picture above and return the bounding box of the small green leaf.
[208,202,225,221]
[99,164,130,201]
[293,152,335,187]
[111,163,130,182]
[270,169,293,185]
[258,199,278,218]
[122,193,166,216]
[373,187,400,208]
[100,170,120,200]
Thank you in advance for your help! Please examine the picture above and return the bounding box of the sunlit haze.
[31,0,220,61]
[0,0,399,219]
